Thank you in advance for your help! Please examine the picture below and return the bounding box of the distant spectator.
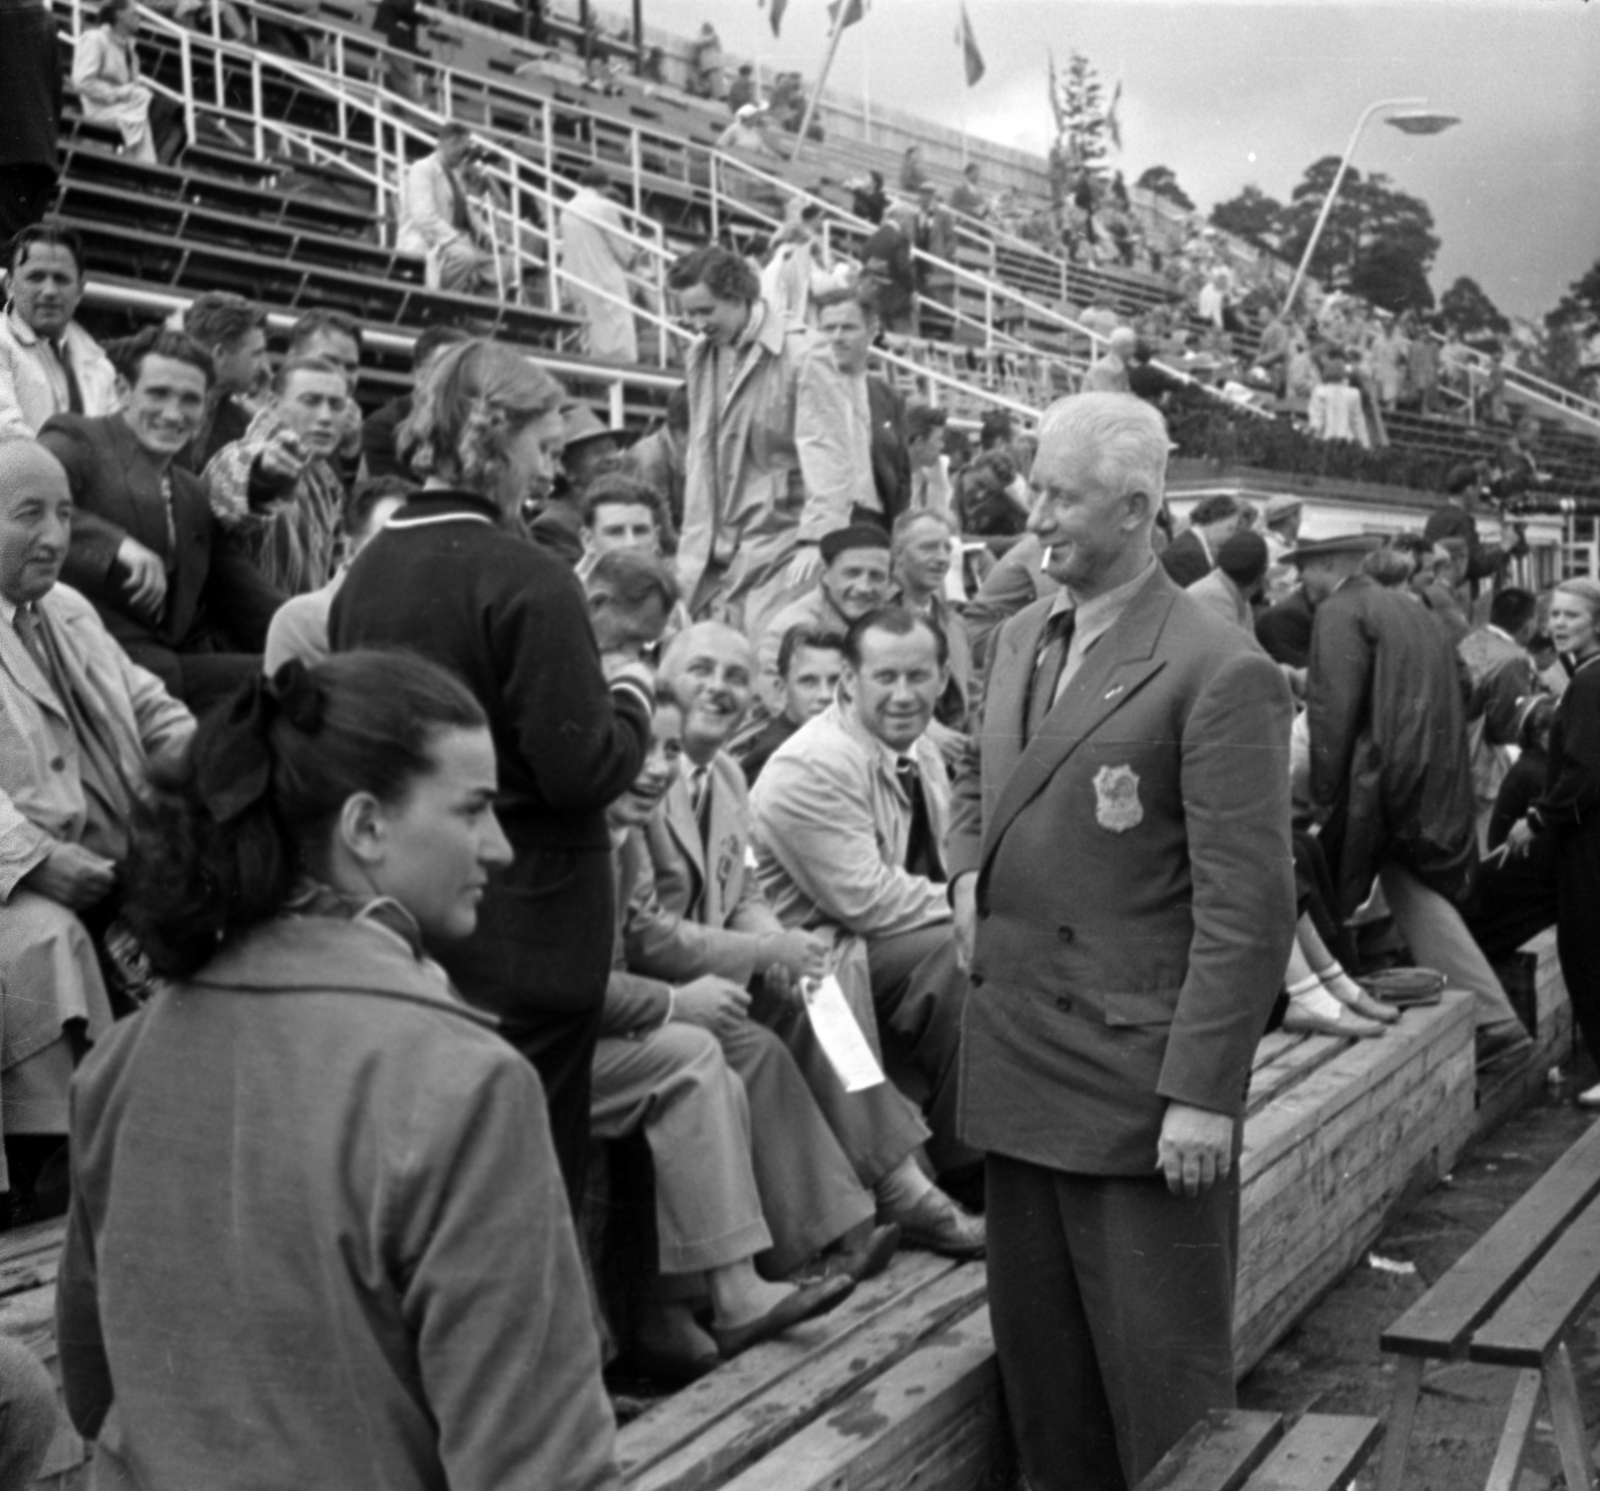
[726,62,756,114]
[559,165,639,364]
[1187,529,1268,630]
[913,185,957,324]
[1162,494,1244,588]
[850,170,888,226]
[1367,314,1409,409]
[899,144,928,195]
[372,0,426,100]
[690,21,725,99]
[0,223,118,439]
[576,470,675,587]
[715,103,780,157]
[1255,583,1315,671]
[857,206,917,336]
[0,0,61,244]
[760,202,827,327]
[205,356,350,596]
[1424,463,1517,587]
[261,476,407,673]
[360,324,468,481]
[181,291,269,470]
[1254,313,1292,397]
[626,384,688,536]
[740,626,844,786]
[670,244,812,631]
[891,510,972,735]
[956,451,1027,538]
[1080,326,1137,394]
[1307,355,1370,448]
[948,161,987,222]
[1459,585,1540,835]
[42,327,284,708]
[905,404,952,520]
[396,123,495,295]
[72,0,182,166]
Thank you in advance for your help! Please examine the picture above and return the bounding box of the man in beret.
[1296,533,1532,1074]
[757,524,891,709]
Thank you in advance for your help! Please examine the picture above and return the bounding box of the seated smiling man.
[0,440,194,1216]
[595,681,872,1381]
[757,524,890,711]
[736,611,985,1254]
[40,326,284,711]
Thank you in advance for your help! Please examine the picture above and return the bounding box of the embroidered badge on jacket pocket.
[1093,764,1143,832]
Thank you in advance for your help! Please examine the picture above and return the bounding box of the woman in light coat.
[57,651,619,1490]
[71,0,165,166]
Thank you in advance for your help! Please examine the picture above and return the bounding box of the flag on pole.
[1105,79,1123,151]
[766,0,788,37]
[827,0,865,31]
[958,3,985,86]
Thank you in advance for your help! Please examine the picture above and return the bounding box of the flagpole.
[791,4,848,162]
[957,1,968,165]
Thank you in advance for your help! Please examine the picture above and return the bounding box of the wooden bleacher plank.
[0,1221,66,1304]
[625,1261,986,1491]
[1136,1409,1285,1491]
[1235,992,1476,1374]
[617,1251,955,1478]
[1381,1116,1600,1358]
[1245,1032,1343,1117]
[1237,1414,1382,1491]
[713,1311,1002,1491]
[1467,1190,1600,1368]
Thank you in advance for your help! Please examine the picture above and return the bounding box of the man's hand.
[951,871,977,973]
[1156,1102,1236,1198]
[115,536,168,618]
[671,975,752,1038]
[254,430,309,491]
[783,545,824,591]
[22,843,116,911]
[1506,817,1536,858]
[764,928,832,981]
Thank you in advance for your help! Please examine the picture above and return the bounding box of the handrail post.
[709,154,721,241]
[251,55,264,160]
[542,99,555,190]
[629,128,643,218]
[179,33,199,146]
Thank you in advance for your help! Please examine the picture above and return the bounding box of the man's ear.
[336,791,388,869]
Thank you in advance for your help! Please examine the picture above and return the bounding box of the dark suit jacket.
[42,413,283,685]
[866,376,909,523]
[949,564,1295,1176]
[1158,527,1211,589]
[1255,586,1314,669]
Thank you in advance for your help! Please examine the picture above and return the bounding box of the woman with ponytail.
[330,339,652,1208]
[55,652,620,1491]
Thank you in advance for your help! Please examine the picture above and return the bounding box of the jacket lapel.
[662,772,707,911]
[0,609,68,720]
[983,572,1179,863]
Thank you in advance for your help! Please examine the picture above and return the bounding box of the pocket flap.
[1102,989,1180,1027]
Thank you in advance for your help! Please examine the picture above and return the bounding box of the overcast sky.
[632,0,1598,321]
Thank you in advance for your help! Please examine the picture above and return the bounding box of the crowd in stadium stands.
[0,7,1597,1475]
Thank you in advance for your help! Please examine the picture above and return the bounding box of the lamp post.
[1280,97,1459,315]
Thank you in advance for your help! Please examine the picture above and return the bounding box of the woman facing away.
[55,651,620,1491]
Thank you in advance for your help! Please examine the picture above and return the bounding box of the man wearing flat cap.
[1294,532,1532,1074]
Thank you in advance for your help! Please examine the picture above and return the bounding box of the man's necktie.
[52,339,84,415]
[13,606,55,686]
[688,765,712,845]
[1025,610,1076,742]
[896,756,945,883]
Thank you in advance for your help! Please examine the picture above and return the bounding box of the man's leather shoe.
[711,1274,855,1357]
[888,1189,986,1258]
[825,1222,900,1283]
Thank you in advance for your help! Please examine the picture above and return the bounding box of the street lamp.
[1280,97,1460,315]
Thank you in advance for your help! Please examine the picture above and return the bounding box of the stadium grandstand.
[37,0,1600,580]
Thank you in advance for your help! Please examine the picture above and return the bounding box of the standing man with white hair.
[950,392,1296,1489]
[559,165,639,364]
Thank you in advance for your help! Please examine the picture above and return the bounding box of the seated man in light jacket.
[0,440,194,1212]
[750,606,983,1255]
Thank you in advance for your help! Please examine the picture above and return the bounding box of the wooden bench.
[1376,1116,1600,1491]
[1137,1409,1382,1491]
